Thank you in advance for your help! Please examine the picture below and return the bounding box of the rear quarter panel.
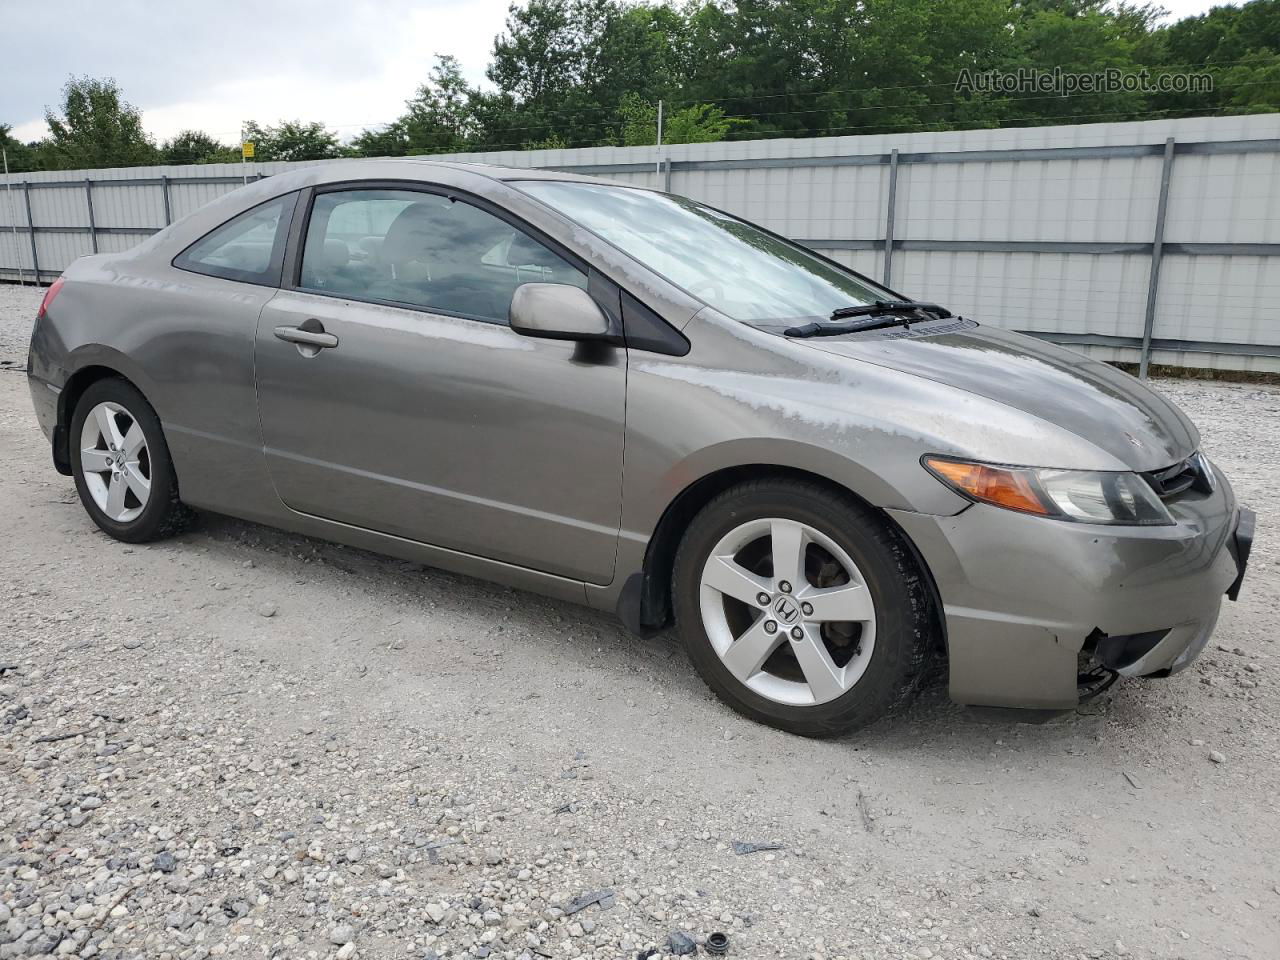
[39,251,283,519]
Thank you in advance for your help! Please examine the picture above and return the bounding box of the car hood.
[798,322,1198,472]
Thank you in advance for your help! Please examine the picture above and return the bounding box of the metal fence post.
[2,148,24,285]
[161,175,172,226]
[663,157,672,193]
[655,99,664,175]
[84,178,98,253]
[23,182,40,283]
[882,148,899,287]
[1139,137,1176,379]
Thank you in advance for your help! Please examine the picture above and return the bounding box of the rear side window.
[297,188,586,323]
[174,193,296,286]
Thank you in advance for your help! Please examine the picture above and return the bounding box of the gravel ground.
[1,281,1277,960]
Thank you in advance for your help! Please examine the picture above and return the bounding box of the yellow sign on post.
[241,141,255,160]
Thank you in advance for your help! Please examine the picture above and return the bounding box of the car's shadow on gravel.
[158,509,1136,754]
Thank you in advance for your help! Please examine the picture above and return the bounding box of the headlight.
[923,456,1174,526]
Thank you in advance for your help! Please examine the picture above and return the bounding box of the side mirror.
[509,283,613,342]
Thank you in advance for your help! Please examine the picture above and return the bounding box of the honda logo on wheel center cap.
[773,596,800,624]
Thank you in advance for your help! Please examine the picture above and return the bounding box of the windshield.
[516,180,891,324]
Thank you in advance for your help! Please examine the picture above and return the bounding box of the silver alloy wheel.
[699,517,877,706]
[79,401,151,523]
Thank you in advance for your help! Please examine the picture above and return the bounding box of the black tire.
[69,377,194,543]
[672,478,933,737]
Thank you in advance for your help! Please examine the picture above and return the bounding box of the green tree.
[488,0,608,103]
[352,55,484,157]
[481,0,689,148]
[349,122,412,157]
[1141,0,1280,116]
[587,3,689,123]
[664,102,742,143]
[466,90,540,149]
[43,76,157,169]
[242,120,342,162]
[252,0,1280,162]
[843,0,1019,133]
[999,0,1154,125]
[0,123,41,172]
[483,0,609,146]
[401,55,479,154]
[525,133,569,149]
[679,0,851,138]
[617,94,740,146]
[161,130,237,165]
[1215,55,1280,112]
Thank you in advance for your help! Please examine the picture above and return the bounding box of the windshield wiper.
[785,300,953,338]
[832,300,950,321]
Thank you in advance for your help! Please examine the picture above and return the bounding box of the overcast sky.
[3,0,1228,145]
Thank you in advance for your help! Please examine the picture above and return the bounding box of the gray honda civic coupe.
[26,159,1253,736]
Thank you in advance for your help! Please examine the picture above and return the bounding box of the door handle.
[274,325,338,349]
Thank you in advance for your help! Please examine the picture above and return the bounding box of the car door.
[253,184,627,585]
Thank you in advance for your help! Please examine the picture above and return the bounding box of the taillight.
[37,276,66,320]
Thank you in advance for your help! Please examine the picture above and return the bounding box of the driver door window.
[297,188,587,323]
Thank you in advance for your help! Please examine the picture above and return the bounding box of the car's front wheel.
[69,378,192,543]
[672,478,933,737]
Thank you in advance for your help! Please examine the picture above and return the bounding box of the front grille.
[1143,453,1213,499]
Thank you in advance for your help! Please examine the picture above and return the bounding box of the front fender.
[619,311,1138,547]
[651,436,969,526]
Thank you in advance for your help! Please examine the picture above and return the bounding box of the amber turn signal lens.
[923,458,1050,516]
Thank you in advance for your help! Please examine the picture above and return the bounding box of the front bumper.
[890,465,1250,709]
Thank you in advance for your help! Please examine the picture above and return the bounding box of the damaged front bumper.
[1094,504,1253,680]
[889,464,1251,710]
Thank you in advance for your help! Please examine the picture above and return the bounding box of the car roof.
[307,157,627,189]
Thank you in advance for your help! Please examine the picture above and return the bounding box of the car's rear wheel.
[672,478,932,737]
[70,378,192,543]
